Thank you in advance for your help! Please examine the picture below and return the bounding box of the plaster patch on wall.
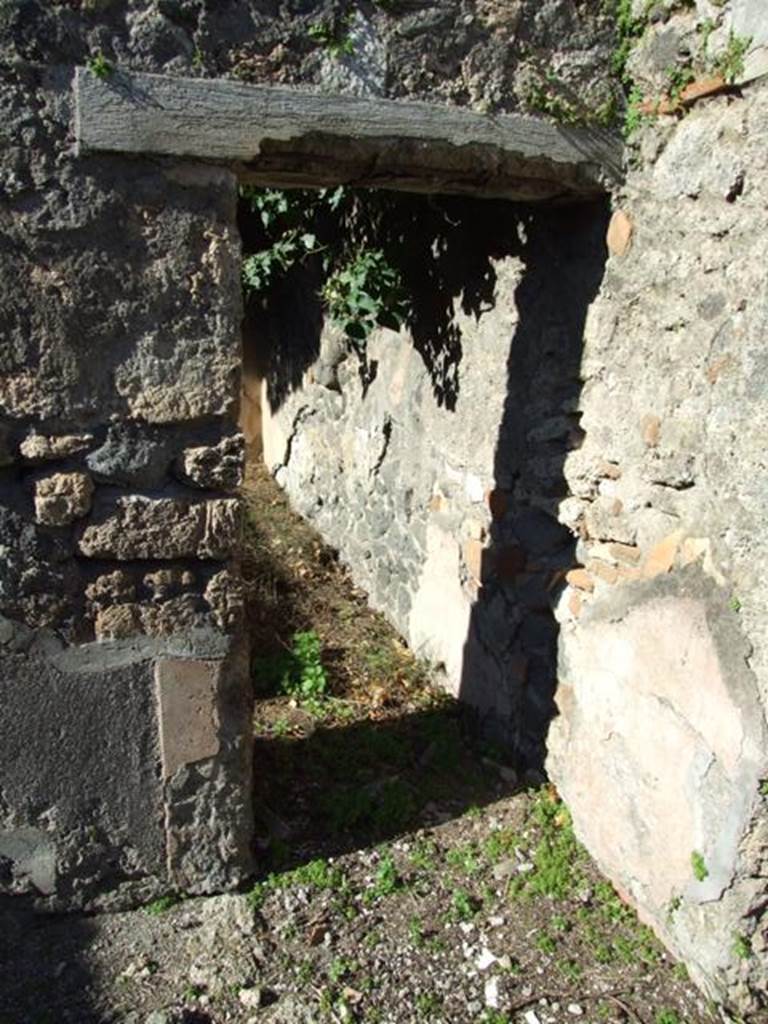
[408,523,472,693]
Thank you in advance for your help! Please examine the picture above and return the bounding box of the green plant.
[667,894,683,920]
[477,1012,511,1024]
[656,1011,681,1024]
[183,984,204,1001]
[536,932,557,954]
[525,793,584,900]
[322,248,410,345]
[672,961,689,982]
[240,186,328,293]
[446,842,481,876]
[624,83,650,138]
[666,63,695,103]
[408,914,425,947]
[242,230,319,293]
[760,779,768,797]
[87,50,112,78]
[328,957,356,983]
[595,880,633,924]
[293,858,346,889]
[699,17,717,57]
[691,850,709,882]
[524,72,583,125]
[269,716,292,738]
[558,957,583,981]
[296,959,315,987]
[714,31,751,83]
[610,0,647,85]
[144,893,181,915]
[733,932,752,960]
[483,827,519,863]
[450,887,477,921]
[285,630,327,700]
[367,853,402,901]
[241,185,412,349]
[253,630,328,705]
[410,838,438,873]
[248,857,347,908]
[416,992,442,1018]
[308,16,355,58]
[730,595,742,612]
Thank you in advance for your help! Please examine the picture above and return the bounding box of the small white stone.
[483,975,499,1008]
[567,1004,584,1016]
[238,987,262,1009]
[524,1010,542,1024]
[476,948,497,970]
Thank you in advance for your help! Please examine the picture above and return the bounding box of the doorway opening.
[236,183,609,867]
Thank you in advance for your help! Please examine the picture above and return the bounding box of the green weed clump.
[714,31,751,83]
[248,857,347,909]
[525,791,584,900]
[307,15,355,58]
[691,850,709,883]
[87,50,112,78]
[322,248,409,344]
[253,629,328,704]
[143,893,181,915]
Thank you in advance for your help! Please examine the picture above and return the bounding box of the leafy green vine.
[240,186,411,348]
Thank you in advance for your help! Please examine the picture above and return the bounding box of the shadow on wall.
[458,202,609,768]
[238,190,514,416]
[242,190,609,773]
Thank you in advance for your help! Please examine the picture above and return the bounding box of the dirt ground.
[0,465,724,1024]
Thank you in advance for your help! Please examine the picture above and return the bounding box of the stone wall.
[255,3,768,1011]
[1,5,252,906]
[549,75,768,1018]
[258,195,609,768]
[0,0,615,907]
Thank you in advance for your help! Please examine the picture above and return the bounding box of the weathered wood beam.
[74,68,624,201]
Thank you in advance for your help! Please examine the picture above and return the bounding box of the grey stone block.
[87,424,176,488]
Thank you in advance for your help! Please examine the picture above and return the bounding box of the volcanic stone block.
[86,423,175,488]
[0,629,166,909]
[174,434,245,491]
[20,433,94,463]
[34,472,94,526]
[78,496,241,560]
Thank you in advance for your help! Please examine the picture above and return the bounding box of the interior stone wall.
[257,196,608,768]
